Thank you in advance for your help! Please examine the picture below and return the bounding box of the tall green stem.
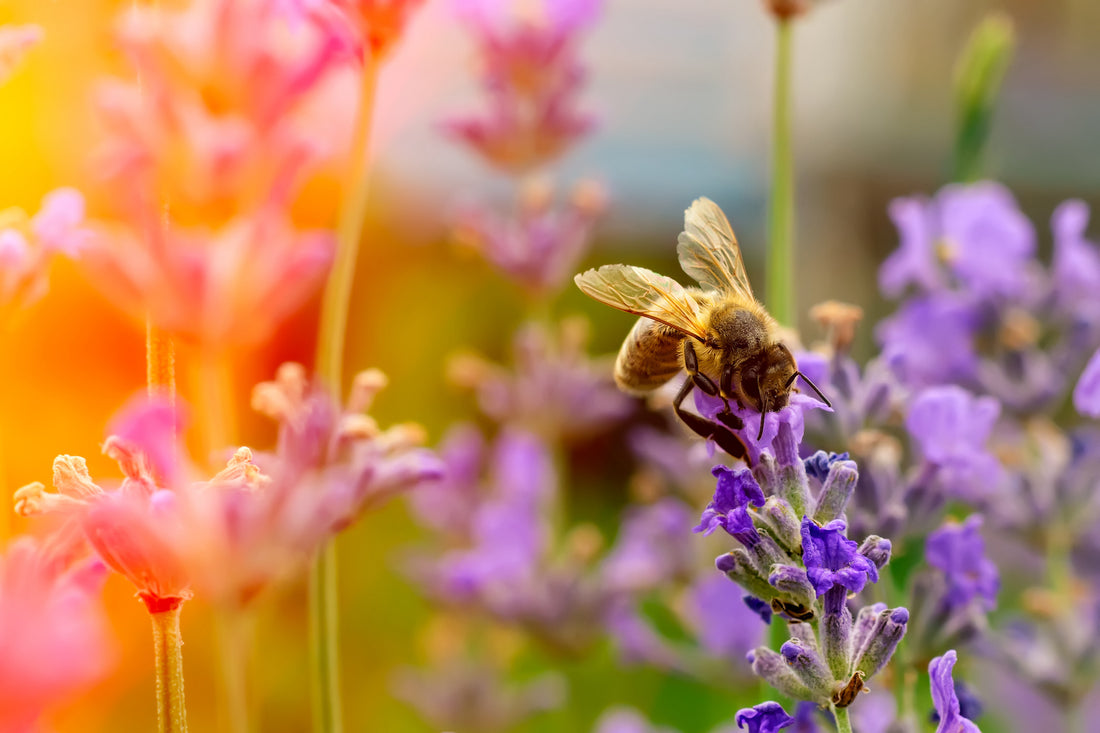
[832,703,854,733]
[315,61,380,389]
[766,18,795,327]
[310,542,342,733]
[151,606,189,733]
[309,55,381,733]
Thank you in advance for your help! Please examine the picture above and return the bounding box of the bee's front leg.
[683,340,720,396]
[672,376,748,461]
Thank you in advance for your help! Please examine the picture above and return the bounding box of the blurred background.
[0,0,1098,730]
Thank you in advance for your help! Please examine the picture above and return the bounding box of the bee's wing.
[676,197,755,299]
[574,265,708,341]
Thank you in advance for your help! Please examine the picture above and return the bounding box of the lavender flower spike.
[735,702,796,733]
[694,466,765,547]
[929,650,982,733]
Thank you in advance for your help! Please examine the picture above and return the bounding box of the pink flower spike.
[0,538,113,730]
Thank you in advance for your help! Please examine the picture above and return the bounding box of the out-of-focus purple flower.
[453,178,606,296]
[876,294,981,390]
[602,499,694,592]
[925,516,999,611]
[0,539,113,731]
[407,424,486,536]
[800,518,878,598]
[1051,200,1100,316]
[445,0,600,172]
[1073,347,1100,418]
[684,573,766,659]
[879,182,1036,300]
[693,466,765,544]
[734,701,795,733]
[905,386,1003,500]
[448,318,633,442]
[694,391,831,466]
[929,650,982,733]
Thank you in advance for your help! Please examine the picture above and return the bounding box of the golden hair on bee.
[575,197,828,458]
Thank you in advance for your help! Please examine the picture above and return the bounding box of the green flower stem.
[151,605,189,733]
[309,54,381,733]
[215,607,253,733]
[832,703,854,733]
[310,542,342,733]
[766,17,795,327]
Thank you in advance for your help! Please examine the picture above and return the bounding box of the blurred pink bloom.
[82,210,333,348]
[95,0,348,213]
[0,24,42,85]
[454,177,605,295]
[447,318,633,441]
[86,0,344,348]
[0,188,89,320]
[0,539,112,731]
[15,430,193,613]
[445,0,600,172]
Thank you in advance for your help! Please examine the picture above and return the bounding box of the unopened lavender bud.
[853,607,909,680]
[769,564,816,610]
[822,607,853,679]
[717,551,777,603]
[788,621,818,650]
[774,421,800,467]
[753,453,781,497]
[850,602,887,657]
[749,646,816,701]
[751,533,794,574]
[858,535,892,570]
[812,460,858,524]
[780,639,835,701]
[759,496,802,555]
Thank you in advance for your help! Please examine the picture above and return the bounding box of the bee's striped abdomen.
[614,317,685,394]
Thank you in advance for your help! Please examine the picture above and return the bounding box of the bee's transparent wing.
[677,197,755,299]
[574,265,708,340]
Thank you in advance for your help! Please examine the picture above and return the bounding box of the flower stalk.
[832,703,853,733]
[310,53,381,733]
[151,604,189,733]
[766,17,795,327]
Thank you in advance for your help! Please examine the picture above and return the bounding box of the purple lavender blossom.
[694,391,832,466]
[905,385,1003,501]
[929,650,982,733]
[879,183,1036,300]
[925,516,999,611]
[734,702,795,733]
[800,518,878,598]
[693,466,765,544]
[1073,347,1100,418]
[1052,200,1100,317]
[876,294,981,389]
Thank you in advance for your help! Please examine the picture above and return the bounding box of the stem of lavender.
[832,703,854,733]
[766,17,795,327]
[151,605,189,733]
[310,58,381,733]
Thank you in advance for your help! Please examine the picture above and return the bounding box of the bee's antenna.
[757,374,767,441]
[789,371,831,408]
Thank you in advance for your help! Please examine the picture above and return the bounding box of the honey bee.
[574,197,828,460]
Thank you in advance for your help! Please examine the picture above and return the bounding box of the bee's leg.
[672,377,748,461]
[683,340,720,396]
